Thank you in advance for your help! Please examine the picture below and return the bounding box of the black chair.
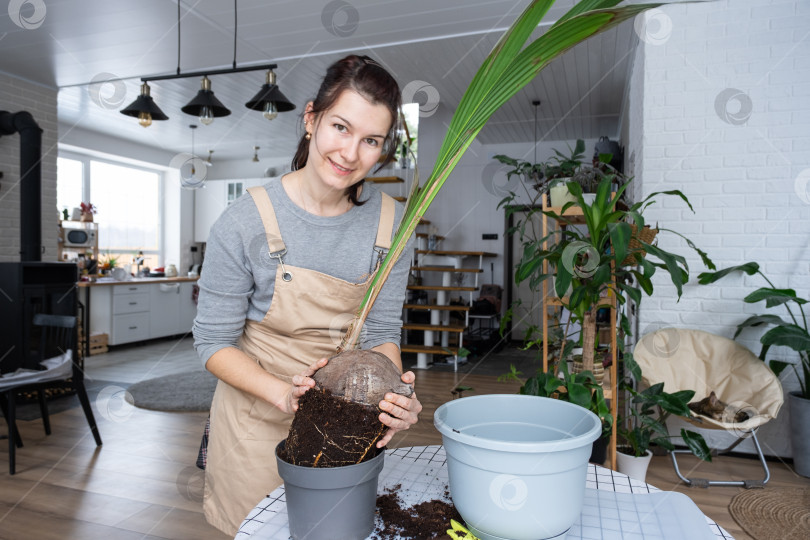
[0,314,102,475]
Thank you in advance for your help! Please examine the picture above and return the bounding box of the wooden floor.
[1,337,808,539]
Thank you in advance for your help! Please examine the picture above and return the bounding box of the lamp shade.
[181,90,231,118]
[245,84,296,113]
[120,83,169,121]
[181,76,231,119]
[245,70,295,119]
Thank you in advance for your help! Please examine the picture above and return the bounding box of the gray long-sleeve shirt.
[192,177,413,367]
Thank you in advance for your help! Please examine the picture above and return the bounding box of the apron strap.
[247,186,286,253]
[375,192,396,251]
[248,184,394,261]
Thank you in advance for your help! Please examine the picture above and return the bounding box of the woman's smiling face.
[305,89,393,191]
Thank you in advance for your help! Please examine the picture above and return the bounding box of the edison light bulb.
[138,111,153,128]
[200,106,214,125]
[263,102,278,121]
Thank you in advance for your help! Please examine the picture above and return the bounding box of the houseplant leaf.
[760,324,810,353]
[682,430,712,462]
[768,359,791,377]
[608,221,632,267]
[642,244,688,297]
[732,314,786,338]
[744,287,807,308]
[697,262,760,284]
[640,189,695,213]
[624,353,642,382]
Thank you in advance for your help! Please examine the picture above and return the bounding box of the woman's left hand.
[376,370,422,448]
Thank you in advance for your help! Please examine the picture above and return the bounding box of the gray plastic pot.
[789,391,810,477]
[275,441,385,540]
[435,394,601,540]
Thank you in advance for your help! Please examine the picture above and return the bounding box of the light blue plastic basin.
[434,394,602,540]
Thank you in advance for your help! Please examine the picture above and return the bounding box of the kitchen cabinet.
[80,278,198,346]
[150,282,181,337]
[149,281,197,338]
[194,178,268,242]
[112,283,150,344]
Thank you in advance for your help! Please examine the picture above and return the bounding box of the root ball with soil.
[280,349,413,467]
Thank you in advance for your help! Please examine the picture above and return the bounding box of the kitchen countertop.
[76,276,200,287]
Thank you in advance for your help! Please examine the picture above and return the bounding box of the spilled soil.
[373,484,463,539]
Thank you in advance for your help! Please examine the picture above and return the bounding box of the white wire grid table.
[237,445,734,540]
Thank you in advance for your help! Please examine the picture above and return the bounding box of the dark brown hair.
[291,55,402,206]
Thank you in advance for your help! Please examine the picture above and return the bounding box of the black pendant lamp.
[119,0,294,127]
[245,70,296,121]
[120,82,169,127]
[181,76,231,125]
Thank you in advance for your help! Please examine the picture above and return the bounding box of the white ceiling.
[0,0,639,162]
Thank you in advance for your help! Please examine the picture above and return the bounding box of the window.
[56,157,83,219]
[90,161,160,268]
[396,102,419,168]
[227,181,244,205]
[58,154,162,270]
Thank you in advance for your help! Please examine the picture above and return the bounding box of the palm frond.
[343,0,666,349]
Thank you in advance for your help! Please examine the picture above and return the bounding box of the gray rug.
[126,370,217,412]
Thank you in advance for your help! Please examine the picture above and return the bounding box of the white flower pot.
[549,180,577,207]
[616,449,653,482]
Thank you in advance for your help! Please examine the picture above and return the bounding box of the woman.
[192,55,422,535]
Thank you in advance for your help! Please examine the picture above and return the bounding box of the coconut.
[281,349,413,467]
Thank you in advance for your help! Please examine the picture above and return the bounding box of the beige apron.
[203,186,396,535]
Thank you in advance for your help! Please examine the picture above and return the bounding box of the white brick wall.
[0,73,59,262]
[635,0,810,457]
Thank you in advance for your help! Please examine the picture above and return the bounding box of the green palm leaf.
[343,0,667,349]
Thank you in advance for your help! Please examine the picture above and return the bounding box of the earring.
[305,132,311,140]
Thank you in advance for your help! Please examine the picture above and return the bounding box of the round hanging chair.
[633,327,785,488]
[633,327,783,430]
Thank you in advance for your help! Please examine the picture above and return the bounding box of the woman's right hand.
[278,357,329,414]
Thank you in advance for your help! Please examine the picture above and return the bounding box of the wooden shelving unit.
[540,198,619,471]
[57,220,99,263]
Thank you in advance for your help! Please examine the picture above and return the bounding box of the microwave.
[63,228,97,248]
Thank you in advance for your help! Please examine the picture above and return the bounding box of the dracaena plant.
[342,0,675,350]
[698,262,810,399]
[499,176,714,376]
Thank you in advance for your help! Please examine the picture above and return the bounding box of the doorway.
[503,205,543,344]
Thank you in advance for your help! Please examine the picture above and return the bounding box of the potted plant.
[544,138,586,206]
[698,262,810,477]
[492,153,547,189]
[615,356,711,481]
[99,252,118,276]
[502,176,714,378]
[541,139,628,206]
[80,202,97,222]
[570,156,631,206]
[493,139,589,207]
